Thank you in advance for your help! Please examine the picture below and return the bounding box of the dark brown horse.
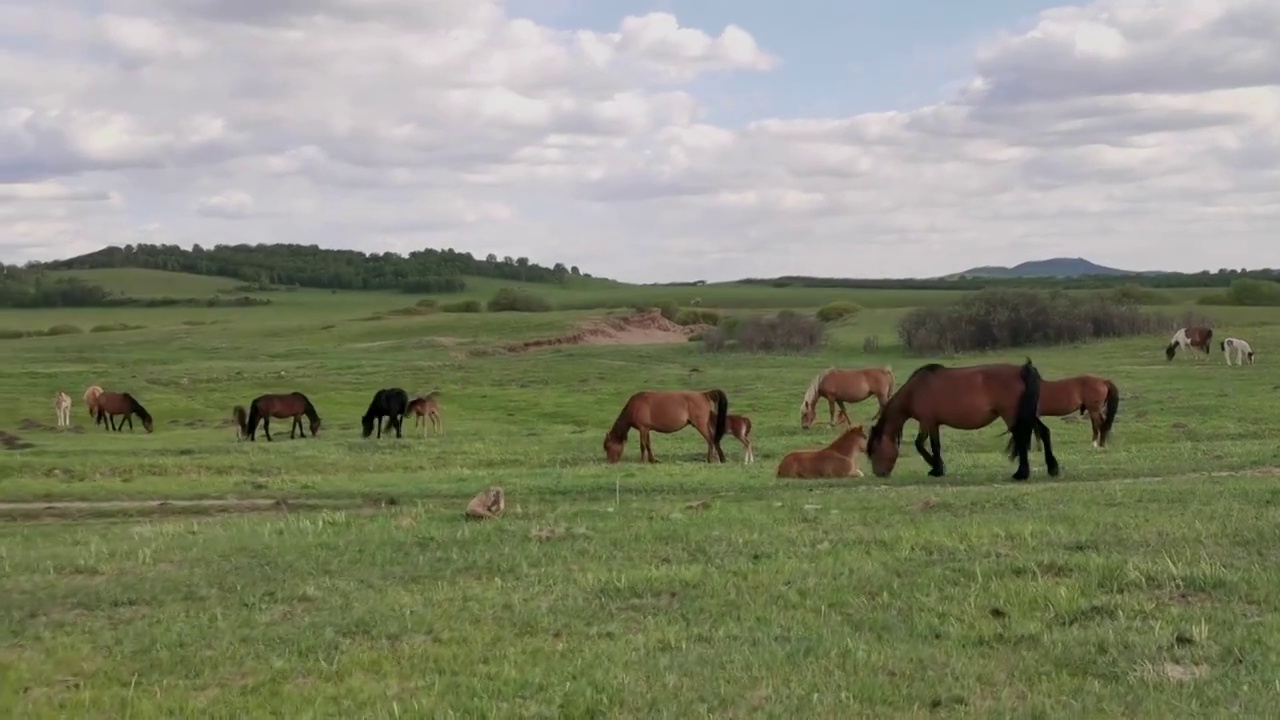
[866,359,1057,481]
[604,389,729,463]
[408,392,442,436]
[233,392,322,442]
[799,366,894,428]
[776,424,869,479]
[1166,327,1213,361]
[95,391,154,433]
[1035,374,1120,450]
[710,412,754,464]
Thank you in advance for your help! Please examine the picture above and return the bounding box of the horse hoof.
[928,468,945,478]
[1011,471,1030,481]
[1048,465,1061,478]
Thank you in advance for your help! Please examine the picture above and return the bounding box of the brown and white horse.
[1166,327,1213,361]
[1221,337,1255,366]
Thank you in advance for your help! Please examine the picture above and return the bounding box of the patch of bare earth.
[507,309,711,352]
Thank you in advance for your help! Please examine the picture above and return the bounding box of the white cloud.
[0,0,1278,280]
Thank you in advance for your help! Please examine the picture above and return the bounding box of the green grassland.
[3,274,1280,716]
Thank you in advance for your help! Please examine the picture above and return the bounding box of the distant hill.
[947,257,1140,279]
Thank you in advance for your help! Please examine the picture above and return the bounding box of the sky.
[1,0,1278,283]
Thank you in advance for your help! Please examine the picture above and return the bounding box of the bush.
[90,323,145,333]
[487,288,553,313]
[383,305,435,317]
[897,289,1199,355]
[45,324,84,336]
[652,301,680,321]
[1225,278,1280,306]
[674,308,721,326]
[1106,284,1172,306]
[702,310,826,354]
[815,301,862,323]
[862,335,881,353]
[415,298,438,309]
[0,329,27,340]
[441,299,483,313]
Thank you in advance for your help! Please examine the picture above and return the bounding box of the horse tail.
[1219,339,1226,353]
[705,389,729,444]
[1007,358,1041,461]
[233,406,248,435]
[246,400,262,431]
[1204,328,1213,351]
[1099,380,1120,446]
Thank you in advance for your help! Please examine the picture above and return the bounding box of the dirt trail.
[508,309,712,352]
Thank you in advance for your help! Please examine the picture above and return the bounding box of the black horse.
[362,388,410,439]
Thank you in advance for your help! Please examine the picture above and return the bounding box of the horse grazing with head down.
[866,359,1058,481]
[776,424,869,479]
[408,392,443,435]
[95,391,154,433]
[1035,374,1120,450]
[1221,337,1255,366]
[799,366,894,428]
[604,389,729,463]
[362,388,409,439]
[233,392,322,442]
[1166,327,1213,361]
[709,412,755,464]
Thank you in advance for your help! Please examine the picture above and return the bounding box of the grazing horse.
[233,392,322,442]
[1221,337,1255,366]
[95,391,154,433]
[54,391,71,428]
[1034,374,1120,450]
[1166,327,1213,361]
[776,424,869,479]
[866,359,1057,481]
[362,387,410,439]
[710,412,755,464]
[799,366,894,428]
[603,389,729,463]
[408,392,443,435]
[83,385,105,426]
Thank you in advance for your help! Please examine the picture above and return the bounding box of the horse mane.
[867,363,944,451]
[800,367,835,412]
[606,403,633,443]
[292,391,320,420]
[124,393,152,422]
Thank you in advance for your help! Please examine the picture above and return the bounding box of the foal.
[710,412,755,464]
[54,391,71,428]
[408,392,443,435]
[776,424,869,479]
[1221,337,1255,366]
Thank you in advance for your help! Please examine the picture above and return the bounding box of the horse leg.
[395,413,404,439]
[638,427,655,462]
[1036,419,1061,477]
[914,427,944,477]
[263,417,273,442]
[826,397,837,426]
[1089,410,1103,449]
[125,415,134,432]
[835,400,851,426]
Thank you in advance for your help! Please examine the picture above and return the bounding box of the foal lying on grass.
[776,424,868,479]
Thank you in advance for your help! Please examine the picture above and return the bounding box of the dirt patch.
[17,418,85,434]
[0,431,35,451]
[507,309,711,352]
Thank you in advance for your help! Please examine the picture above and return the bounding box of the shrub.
[674,308,721,326]
[1225,278,1280,306]
[897,289,1198,355]
[415,298,439,309]
[441,299,483,313]
[702,310,826,354]
[487,288,552,313]
[862,335,881,353]
[45,324,84,336]
[815,301,862,323]
[90,323,145,333]
[0,329,27,340]
[652,300,680,321]
[383,305,435,317]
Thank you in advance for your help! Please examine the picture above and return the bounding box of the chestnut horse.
[408,392,443,435]
[95,391,154,433]
[1166,327,1213,361]
[83,385,105,426]
[866,359,1057,481]
[1034,374,1120,450]
[604,389,729,463]
[776,424,869,479]
[233,392,322,442]
[799,366,894,428]
[710,412,755,464]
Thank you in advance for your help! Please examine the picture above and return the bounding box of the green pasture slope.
[3,274,1280,716]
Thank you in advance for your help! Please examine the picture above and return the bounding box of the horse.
[1166,327,1213,361]
[408,392,443,435]
[362,387,409,439]
[1034,374,1120,450]
[776,424,869,479]
[866,359,1058,481]
[54,391,71,428]
[83,385,105,426]
[799,366,894,428]
[710,412,755,464]
[1221,337,1255,366]
[603,389,729,463]
[233,392,322,442]
[94,391,154,433]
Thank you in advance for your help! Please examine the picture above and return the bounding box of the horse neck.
[874,385,912,438]
[302,399,319,421]
[801,369,831,410]
[607,407,633,442]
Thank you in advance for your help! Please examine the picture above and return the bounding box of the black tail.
[1099,380,1120,446]
[246,402,261,436]
[1006,358,1041,461]
[233,406,248,435]
[1219,340,1226,353]
[706,389,729,444]
[1204,329,1214,352]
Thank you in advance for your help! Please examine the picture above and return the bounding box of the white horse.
[1221,337,1255,366]
[54,391,71,428]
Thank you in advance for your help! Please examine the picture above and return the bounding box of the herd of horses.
[53,324,1253,482]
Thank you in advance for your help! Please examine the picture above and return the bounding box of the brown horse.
[710,412,754,464]
[95,391,154,433]
[776,424,869,479]
[408,392,443,436]
[1035,374,1120,450]
[233,392,322,442]
[604,389,729,463]
[866,359,1057,481]
[83,385,105,426]
[1166,327,1213,361]
[799,366,894,428]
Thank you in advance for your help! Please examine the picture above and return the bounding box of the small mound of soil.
[0,431,35,450]
[508,309,711,352]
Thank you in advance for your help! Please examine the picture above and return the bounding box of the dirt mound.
[508,309,711,352]
[0,431,35,450]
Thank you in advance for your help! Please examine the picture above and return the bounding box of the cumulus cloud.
[0,0,1277,279]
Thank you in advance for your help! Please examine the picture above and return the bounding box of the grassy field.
[3,274,1280,716]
